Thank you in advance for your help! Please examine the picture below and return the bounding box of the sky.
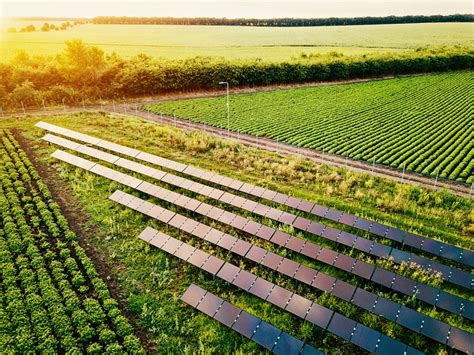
[1,0,472,19]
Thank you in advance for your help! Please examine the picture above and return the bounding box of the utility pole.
[218,81,230,137]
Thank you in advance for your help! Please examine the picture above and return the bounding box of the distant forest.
[92,14,473,26]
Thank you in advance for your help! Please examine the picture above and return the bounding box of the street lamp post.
[219,81,230,137]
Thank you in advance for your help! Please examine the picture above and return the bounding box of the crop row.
[146,72,473,183]
[0,130,144,354]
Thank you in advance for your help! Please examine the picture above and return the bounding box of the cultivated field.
[0,112,472,354]
[2,22,473,61]
[146,71,474,184]
[0,130,144,353]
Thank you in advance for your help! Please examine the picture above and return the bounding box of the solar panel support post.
[123,101,127,114]
[21,101,26,115]
[62,98,66,113]
[434,169,439,188]
[321,148,324,164]
[135,104,138,115]
[401,163,406,184]
[82,98,85,110]
[0,107,3,118]
[174,115,177,127]
[100,97,103,111]
[112,100,116,112]
[345,153,348,167]
[42,99,46,114]
[372,157,375,171]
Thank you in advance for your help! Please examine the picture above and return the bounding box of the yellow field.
[1,22,473,62]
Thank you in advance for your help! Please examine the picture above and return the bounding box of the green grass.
[2,22,473,62]
[146,71,474,184]
[0,112,472,353]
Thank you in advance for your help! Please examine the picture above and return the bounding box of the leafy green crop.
[146,71,473,184]
[0,130,145,353]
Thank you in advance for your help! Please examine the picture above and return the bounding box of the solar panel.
[276,258,300,277]
[446,326,474,353]
[267,285,293,308]
[230,239,252,257]
[231,309,261,338]
[351,324,380,352]
[285,293,313,318]
[272,331,305,355]
[373,297,401,322]
[331,280,356,302]
[316,248,338,265]
[197,292,224,317]
[371,268,396,288]
[232,270,257,291]
[370,243,392,258]
[327,313,356,341]
[304,303,333,329]
[249,277,274,299]
[396,306,425,332]
[201,255,225,275]
[286,237,305,253]
[294,265,318,285]
[181,283,207,307]
[312,273,336,293]
[252,321,282,350]
[213,301,241,327]
[351,288,378,311]
[261,252,284,270]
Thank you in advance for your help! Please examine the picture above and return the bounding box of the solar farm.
[1,114,470,354]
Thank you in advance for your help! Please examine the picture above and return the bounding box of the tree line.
[92,14,473,27]
[0,40,472,111]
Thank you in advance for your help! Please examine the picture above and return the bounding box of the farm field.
[0,112,473,353]
[146,71,474,184]
[1,22,473,62]
[0,130,144,353]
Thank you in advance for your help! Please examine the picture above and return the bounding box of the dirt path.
[3,77,472,199]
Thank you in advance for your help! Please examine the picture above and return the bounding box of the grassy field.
[146,71,474,184]
[2,22,473,62]
[0,112,473,353]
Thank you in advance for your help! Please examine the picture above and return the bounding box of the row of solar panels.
[50,148,473,325]
[35,121,474,269]
[110,189,472,353]
[37,123,473,353]
[181,283,322,354]
[41,132,473,291]
[138,226,421,354]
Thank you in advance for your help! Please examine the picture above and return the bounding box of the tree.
[60,40,107,88]
[41,23,50,32]
[8,81,41,107]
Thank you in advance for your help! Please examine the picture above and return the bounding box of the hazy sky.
[1,0,472,19]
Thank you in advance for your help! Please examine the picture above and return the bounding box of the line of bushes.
[0,40,472,110]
